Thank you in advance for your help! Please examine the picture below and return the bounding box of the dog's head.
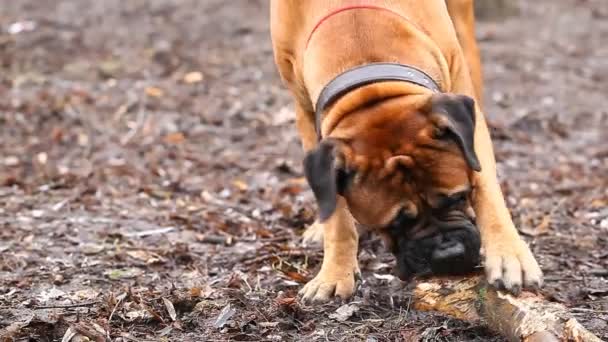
[304,92,480,273]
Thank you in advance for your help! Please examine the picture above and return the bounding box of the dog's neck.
[302,7,450,138]
[319,81,432,139]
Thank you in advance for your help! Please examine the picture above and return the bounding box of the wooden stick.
[413,275,602,342]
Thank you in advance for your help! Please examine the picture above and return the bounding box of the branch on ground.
[414,275,602,342]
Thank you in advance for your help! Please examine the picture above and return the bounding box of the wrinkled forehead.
[335,104,430,155]
[342,165,421,225]
[413,151,472,187]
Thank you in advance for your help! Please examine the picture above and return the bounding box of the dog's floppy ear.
[303,139,349,222]
[428,94,481,171]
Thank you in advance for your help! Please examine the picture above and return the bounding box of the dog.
[270,0,542,303]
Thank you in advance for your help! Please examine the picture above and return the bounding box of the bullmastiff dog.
[270,0,543,302]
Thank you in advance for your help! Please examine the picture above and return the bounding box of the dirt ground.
[1,0,607,341]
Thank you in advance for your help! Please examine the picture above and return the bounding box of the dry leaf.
[126,250,164,264]
[232,179,248,191]
[284,271,307,283]
[80,243,105,255]
[214,304,236,328]
[104,268,143,280]
[276,296,297,307]
[145,86,164,98]
[61,327,77,342]
[162,297,177,321]
[329,303,359,322]
[37,152,48,164]
[163,132,185,145]
[183,71,204,84]
[520,215,551,237]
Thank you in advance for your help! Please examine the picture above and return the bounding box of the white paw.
[484,237,543,295]
[302,220,324,246]
[299,265,360,303]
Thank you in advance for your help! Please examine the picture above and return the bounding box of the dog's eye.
[433,126,452,140]
[438,191,468,210]
[336,168,354,195]
[389,208,418,229]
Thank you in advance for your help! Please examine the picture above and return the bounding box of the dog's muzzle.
[388,210,481,281]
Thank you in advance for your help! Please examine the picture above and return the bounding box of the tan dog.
[270,0,542,302]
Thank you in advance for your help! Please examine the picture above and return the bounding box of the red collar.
[305,5,414,49]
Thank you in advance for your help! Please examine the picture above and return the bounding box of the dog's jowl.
[270,0,542,303]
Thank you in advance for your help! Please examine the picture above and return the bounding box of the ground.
[0,0,607,341]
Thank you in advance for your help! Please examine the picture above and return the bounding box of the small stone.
[183,71,204,84]
[53,274,64,285]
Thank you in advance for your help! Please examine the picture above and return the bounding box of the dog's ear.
[428,94,481,171]
[303,139,350,221]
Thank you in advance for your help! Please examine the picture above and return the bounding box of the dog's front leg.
[300,197,360,302]
[472,108,543,294]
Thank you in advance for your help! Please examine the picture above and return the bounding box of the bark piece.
[413,275,602,342]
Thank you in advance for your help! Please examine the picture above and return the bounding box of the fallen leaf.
[123,226,175,238]
[158,326,173,336]
[214,304,236,328]
[3,312,34,335]
[373,273,396,281]
[259,321,279,328]
[80,243,105,255]
[284,271,308,283]
[126,250,164,264]
[145,86,164,98]
[8,20,37,35]
[163,132,185,145]
[275,296,297,307]
[98,59,122,77]
[255,228,273,238]
[232,179,249,192]
[520,215,551,237]
[272,106,294,126]
[37,287,66,303]
[123,309,153,321]
[104,268,143,280]
[72,288,99,301]
[591,199,607,208]
[163,297,177,321]
[61,327,77,342]
[400,329,420,341]
[329,303,359,322]
[183,71,204,84]
[36,152,48,164]
[67,323,107,342]
[3,156,20,166]
[31,209,45,218]
[90,322,106,336]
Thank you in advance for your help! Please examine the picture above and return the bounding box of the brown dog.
[270,0,542,302]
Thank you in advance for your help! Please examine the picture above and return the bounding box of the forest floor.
[1,0,607,341]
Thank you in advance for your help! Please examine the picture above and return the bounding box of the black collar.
[314,63,441,139]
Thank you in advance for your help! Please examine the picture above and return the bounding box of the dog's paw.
[302,220,324,246]
[484,236,543,295]
[299,265,360,303]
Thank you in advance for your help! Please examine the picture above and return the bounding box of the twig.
[33,300,99,309]
[199,234,235,245]
[123,226,175,238]
[414,275,603,341]
[200,191,256,221]
[108,293,127,323]
[242,250,317,267]
[120,91,148,145]
[570,307,608,314]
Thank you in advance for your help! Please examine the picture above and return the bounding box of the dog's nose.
[432,240,465,262]
[430,222,481,275]
[392,211,481,280]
